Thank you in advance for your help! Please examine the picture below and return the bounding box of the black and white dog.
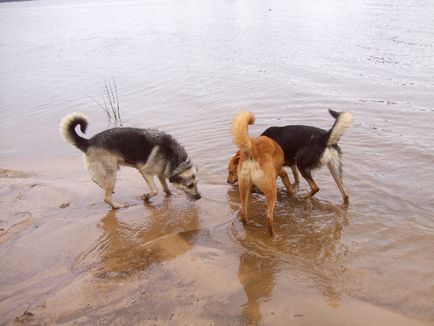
[261,109,353,203]
[60,112,201,208]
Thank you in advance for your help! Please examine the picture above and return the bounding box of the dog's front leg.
[279,168,293,195]
[158,175,171,196]
[140,172,159,200]
[299,169,319,199]
[290,165,301,187]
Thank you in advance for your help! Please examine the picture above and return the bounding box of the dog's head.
[169,163,201,200]
[227,151,240,185]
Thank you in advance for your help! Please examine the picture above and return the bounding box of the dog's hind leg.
[327,162,349,204]
[256,166,278,236]
[279,168,293,195]
[86,158,120,209]
[140,171,159,200]
[263,182,277,236]
[239,179,252,226]
[103,178,120,209]
[158,175,171,196]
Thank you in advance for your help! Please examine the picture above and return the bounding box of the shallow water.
[1,0,434,324]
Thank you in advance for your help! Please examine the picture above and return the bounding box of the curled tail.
[231,111,255,156]
[59,112,89,152]
[327,109,353,146]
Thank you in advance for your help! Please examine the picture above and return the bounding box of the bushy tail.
[231,111,255,156]
[327,109,353,146]
[59,112,89,152]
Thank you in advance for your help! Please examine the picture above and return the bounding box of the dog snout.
[194,193,201,200]
[227,177,237,185]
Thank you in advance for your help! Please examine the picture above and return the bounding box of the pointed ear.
[232,151,240,164]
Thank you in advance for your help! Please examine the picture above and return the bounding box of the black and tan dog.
[228,109,353,204]
[60,112,201,208]
[231,111,292,236]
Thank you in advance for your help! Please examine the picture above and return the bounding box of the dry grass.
[87,77,123,127]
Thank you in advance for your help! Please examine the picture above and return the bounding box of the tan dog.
[231,111,292,236]
[227,151,300,187]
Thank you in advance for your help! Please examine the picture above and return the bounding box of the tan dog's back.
[251,136,285,172]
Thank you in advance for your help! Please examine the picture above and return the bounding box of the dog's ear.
[234,152,240,164]
[231,152,240,165]
[169,174,183,183]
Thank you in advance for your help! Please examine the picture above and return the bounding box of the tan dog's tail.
[232,111,255,156]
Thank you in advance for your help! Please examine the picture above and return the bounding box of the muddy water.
[1,0,434,324]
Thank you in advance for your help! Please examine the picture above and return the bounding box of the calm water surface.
[0,0,433,324]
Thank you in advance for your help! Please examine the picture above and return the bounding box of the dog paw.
[109,202,121,209]
[104,197,121,209]
[286,189,295,197]
[142,192,158,200]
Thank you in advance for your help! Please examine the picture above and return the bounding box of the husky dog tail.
[232,111,255,156]
[327,109,353,146]
[59,112,89,152]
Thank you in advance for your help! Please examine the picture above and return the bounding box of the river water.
[0,0,433,324]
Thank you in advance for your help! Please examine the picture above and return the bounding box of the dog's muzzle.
[193,193,201,200]
[227,178,238,185]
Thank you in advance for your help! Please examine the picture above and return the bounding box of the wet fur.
[60,112,201,208]
[231,112,293,236]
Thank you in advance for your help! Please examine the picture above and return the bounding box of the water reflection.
[237,251,277,323]
[86,199,200,279]
[229,187,349,322]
